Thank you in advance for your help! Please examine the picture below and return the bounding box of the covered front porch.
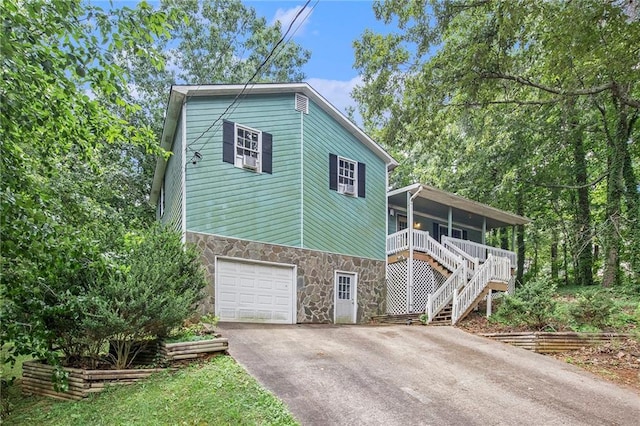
[385,184,530,322]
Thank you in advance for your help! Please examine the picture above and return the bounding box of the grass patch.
[4,356,299,425]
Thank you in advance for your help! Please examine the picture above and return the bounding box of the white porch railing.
[426,263,466,323]
[386,229,409,255]
[386,230,463,274]
[442,236,517,267]
[452,255,512,324]
[413,231,462,273]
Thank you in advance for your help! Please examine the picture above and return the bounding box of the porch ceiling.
[388,184,530,229]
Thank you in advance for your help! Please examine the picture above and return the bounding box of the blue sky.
[246,0,390,114]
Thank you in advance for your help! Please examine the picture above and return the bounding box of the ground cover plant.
[3,356,299,425]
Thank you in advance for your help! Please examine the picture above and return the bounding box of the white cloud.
[306,76,363,124]
[271,6,312,37]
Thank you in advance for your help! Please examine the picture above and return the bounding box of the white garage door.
[216,258,295,324]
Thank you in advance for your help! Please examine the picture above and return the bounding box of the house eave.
[149,89,186,206]
[389,184,531,228]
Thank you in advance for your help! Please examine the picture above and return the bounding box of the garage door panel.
[217,259,294,324]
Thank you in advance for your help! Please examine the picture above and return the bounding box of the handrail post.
[427,294,433,322]
[452,288,459,325]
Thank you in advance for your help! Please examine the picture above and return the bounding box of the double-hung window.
[222,120,273,174]
[329,153,365,198]
[338,157,357,195]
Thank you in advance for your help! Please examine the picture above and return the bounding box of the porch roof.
[388,184,530,229]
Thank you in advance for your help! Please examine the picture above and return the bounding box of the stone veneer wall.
[187,232,386,323]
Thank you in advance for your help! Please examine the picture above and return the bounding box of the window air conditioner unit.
[242,155,258,170]
[338,183,355,195]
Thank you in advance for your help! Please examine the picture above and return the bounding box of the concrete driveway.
[218,323,639,426]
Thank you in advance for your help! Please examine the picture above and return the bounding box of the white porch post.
[407,191,413,313]
[407,187,424,313]
[482,217,487,245]
[448,206,453,237]
[486,291,492,318]
[512,225,517,252]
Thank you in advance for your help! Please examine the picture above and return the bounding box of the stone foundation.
[187,232,386,323]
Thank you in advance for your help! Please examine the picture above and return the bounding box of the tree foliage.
[1,0,172,363]
[1,0,312,367]
[353,0,639,288]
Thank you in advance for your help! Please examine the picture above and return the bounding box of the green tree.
[0,0,172,364]
[353,0,639,287]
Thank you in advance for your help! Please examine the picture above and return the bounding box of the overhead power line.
[187,0,313,160]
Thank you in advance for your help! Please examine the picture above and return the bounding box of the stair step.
[370,313,423,325]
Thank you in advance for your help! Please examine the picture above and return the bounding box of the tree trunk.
[500,227,509,250]
[515,183,525,286]
[551,230,558,281]
[567,99,594,286]
[602,100,628,288]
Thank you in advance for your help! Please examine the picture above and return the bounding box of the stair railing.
[442,238,479,279]
[452,254,496,325]
[426,262,466,323]
[413,231,462,273]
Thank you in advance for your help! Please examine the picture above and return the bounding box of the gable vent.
[295,93,309,114]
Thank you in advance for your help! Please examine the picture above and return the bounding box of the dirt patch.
[458,311,640,393]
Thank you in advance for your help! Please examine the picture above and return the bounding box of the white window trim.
[234,122,262,173]
[337,155,358,196]
[334,270,357,324]
[397,214,407,231]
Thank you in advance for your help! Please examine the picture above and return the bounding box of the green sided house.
[150,83,398,324]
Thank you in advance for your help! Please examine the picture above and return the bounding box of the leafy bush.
[493,278,558,330]
[1,224,207,371]
[82,225,207,368]
[568,290,615,330]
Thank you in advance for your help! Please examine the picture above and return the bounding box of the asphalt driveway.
[218,323,639,426]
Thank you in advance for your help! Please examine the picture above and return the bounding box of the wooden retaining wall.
[481,332,630,353]
[22,338,229,401]
[160,338,229,361]
[22,361,167,401]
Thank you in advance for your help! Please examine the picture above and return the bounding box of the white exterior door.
[216,258,296,324]
[335,272,357,324]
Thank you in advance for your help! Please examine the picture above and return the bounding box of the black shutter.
[222,120,235,164]
[432,222,440,242]
[262,131,272,174]
[463,230,468,240]
[357,162,366,198]
[329,153,338,190]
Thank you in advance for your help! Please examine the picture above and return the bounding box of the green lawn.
[3,356,299,426]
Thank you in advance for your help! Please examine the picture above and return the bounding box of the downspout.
[408,185,424,313]
[300,111,304,247]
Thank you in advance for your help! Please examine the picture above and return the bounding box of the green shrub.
[568,289,614,330]
[83,225,207,368]
[493,278,558,330]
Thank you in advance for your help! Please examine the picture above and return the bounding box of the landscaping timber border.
[481,332,631,353]
[22,361,168,401]
[22,338,229,401]
[160,338,229,361]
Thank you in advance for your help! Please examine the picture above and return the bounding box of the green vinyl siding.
[185,94,302,246]
[388,213,398,234]
[302,100,387,260]
[160,114,183,233]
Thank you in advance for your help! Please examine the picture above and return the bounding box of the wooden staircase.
[387,250,452,278]
[385,229,514,326]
